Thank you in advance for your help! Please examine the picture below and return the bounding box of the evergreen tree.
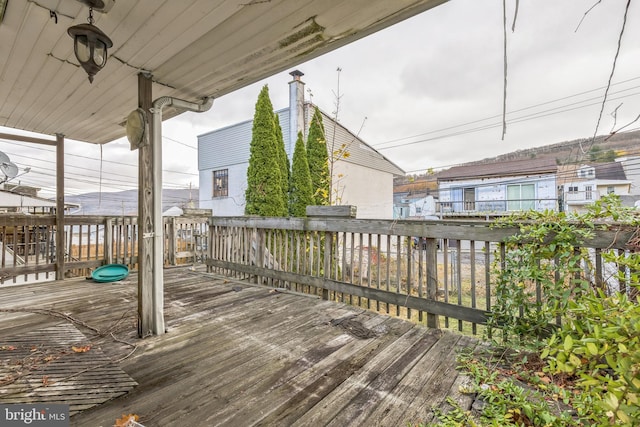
[274,114,290,215]
[244,85,285,216]
[306,106,330,205]
[289,132,313,217]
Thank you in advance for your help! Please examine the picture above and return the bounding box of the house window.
[585,185,593,200]
[463,188,475,211]
[607,186,615,194]
[568,186,578,193]
[415,206,422,214]
[577,167,595,178]
[507,184,535,211]
[212,169,228,197]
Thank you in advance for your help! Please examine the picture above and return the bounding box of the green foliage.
[489,194,640,425]
[544,288,640,425]
[244,85,286,217]
[289,132,313,217]
[274,114,290,213]
[418,351,578,427]
[306,106,329,206]
[589,145,617,163]
[488,209,594,347]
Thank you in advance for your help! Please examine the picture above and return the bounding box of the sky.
[1,0,639,203]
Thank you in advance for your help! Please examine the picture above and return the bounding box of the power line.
[373,76,640,148]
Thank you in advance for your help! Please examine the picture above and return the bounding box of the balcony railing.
[206,216,634,334]
[1,214,634,336]
[0,214,208,285]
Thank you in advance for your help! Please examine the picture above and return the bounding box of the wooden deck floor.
[0,266,481,426]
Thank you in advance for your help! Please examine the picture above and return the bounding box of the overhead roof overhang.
[0,0,447,145]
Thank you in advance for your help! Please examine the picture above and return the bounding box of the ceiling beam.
[0,132,57,146]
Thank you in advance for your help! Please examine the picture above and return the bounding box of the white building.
[198,70,404,219]
[436,158,559,215]
[558,163,631,214]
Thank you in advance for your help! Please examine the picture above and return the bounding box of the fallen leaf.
[42,375,52,386]
[114,413,139,427]
[1,345,17,351]
[539,375,552,384]
[72,345,91,353]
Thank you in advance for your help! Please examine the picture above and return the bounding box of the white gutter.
[149,96,213,334]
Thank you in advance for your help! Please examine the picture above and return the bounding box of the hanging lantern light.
[67,7,113,83]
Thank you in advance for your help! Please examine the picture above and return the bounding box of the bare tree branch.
[609,102,623,133]
[575,0,603,32]
[590,0,631,146]
[605,113,640,141]
[511,0,520,32]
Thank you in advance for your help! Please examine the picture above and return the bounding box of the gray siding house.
[436,158,559,215]
[198,71,404,219]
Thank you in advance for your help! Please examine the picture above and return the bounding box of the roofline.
[309,102,406,175]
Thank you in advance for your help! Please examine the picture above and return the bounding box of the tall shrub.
[274,114,289,215]
[289,132,313,217]
[306,106,329,206]
[244,85,285,216]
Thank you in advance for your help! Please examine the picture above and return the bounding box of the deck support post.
[55,133,65,280]
[137,72,155,337]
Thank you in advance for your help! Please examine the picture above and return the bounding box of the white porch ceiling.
[0,0,447,145]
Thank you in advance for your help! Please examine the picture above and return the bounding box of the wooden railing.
[206,216,635,334]
[0,215,209,285]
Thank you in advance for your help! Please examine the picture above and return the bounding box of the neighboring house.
[198,70,404,219]
[394,193,437,219]
[392,178,438,219]
[616,155,640,195]
[0,186,78,214]
[436,158,559,215]
[558,162,631,214]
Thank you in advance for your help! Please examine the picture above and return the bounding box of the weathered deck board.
[0,266,480,426]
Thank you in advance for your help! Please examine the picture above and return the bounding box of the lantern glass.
[75,35,91,63]
[93,40,107,66]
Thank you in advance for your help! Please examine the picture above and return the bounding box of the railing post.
[255,228,265,285]
[104,218,113,265]
[207,218,214,273]
[323,231,332,300]
[426,237,440,329]
[168,218,176,266]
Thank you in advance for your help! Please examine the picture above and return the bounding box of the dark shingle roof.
[593,162,627,180]
[437,158,558,181]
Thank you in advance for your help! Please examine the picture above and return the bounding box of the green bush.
[488,195,640,425]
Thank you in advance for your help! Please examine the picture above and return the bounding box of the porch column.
[55,134,65,280]
[137,72,156,337]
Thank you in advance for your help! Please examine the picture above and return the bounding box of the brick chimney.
[288,70,305,160]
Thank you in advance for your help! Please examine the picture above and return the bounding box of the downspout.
[149,96,213,334]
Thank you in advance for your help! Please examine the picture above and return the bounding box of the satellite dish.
[0,161,19,179]
[0,151,9,164]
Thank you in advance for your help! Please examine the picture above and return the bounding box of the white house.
[198,70,404,219]
[558,163,631,214]
[436,158,559,215]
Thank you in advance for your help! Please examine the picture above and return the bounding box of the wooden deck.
[0,266,481,426]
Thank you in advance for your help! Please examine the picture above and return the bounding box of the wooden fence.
[0,215,208,284]
[206,216,636,334]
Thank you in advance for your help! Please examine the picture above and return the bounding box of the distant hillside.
[464,130,640,166]
[395,130,640,188]
[67,188,197,216]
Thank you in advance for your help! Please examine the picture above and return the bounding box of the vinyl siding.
[198,109,291,170]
